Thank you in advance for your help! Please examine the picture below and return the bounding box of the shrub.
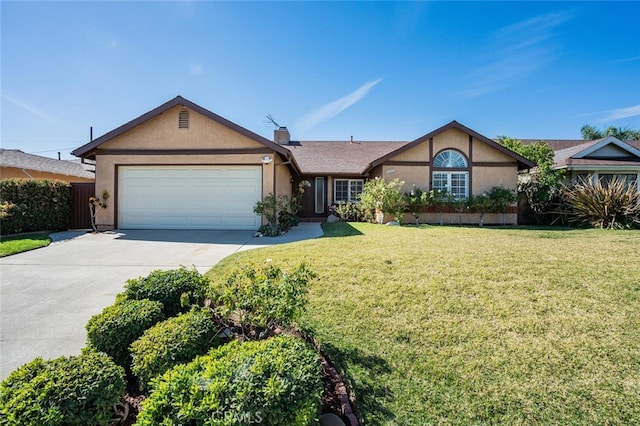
[209,262,316,333]
[254,194,301,235]
[404,186,430,225]
[359,177,405,223]
[86,299,165,367]
[0,179,71,235]
[130,309,220,389]
[0,351,125,426]
[334,201,366,222]
[123,267,208,317]
[135,336,322,426]
[487,185,517,225]
[562,176,640,229]
[277,194,301,231]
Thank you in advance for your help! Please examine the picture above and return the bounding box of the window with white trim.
[334,179,363,203]
[432,150,469,199]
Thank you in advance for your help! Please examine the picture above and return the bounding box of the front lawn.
[0,233,51,257]
[207,223,640,425]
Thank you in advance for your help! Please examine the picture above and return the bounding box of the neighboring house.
[0,149,95,183]
[521,137,640,188]
[72,96,533,230]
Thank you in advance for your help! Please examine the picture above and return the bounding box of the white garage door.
[118,166,262,230]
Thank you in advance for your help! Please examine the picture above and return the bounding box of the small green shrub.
[209,262,316,332]
[258,223,280,237]
[0,179,72,235]
[254,194,301,235]
[334,201,366,222]
[0,351,125,426]
[135,336,322,426]
[123,267,208,317]
[86,299,165,367]
[130,309,220,389]
[563,176,640,229]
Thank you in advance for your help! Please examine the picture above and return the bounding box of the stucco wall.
[378,128,519,197]
[92,106,292,229]
[102,105,262,150]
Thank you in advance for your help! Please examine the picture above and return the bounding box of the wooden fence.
[70,182,95,229]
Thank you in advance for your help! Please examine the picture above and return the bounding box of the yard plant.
[130,308,220,390]
[562,175,640,229]
[208,223,640,425]
[135,336,322,426]
[0,351,125,426]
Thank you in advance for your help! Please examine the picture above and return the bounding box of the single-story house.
[0,149,95,183]
[521,137,640,188]
[72,96,534,230]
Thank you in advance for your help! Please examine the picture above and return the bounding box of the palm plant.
[562,176,640,229]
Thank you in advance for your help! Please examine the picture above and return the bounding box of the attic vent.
[178,109,189,129]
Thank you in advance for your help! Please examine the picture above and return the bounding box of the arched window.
[432,150,469,199]
[433,150,467,168]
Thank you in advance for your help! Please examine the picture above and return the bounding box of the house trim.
[572,137,640,159]
[72,96,298,171]
[367,120,535,172]
[95,148,275,156]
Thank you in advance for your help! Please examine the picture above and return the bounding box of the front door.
[294,177,326,218]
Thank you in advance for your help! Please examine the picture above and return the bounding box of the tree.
[580,124,640,141]
[496,136,564,221]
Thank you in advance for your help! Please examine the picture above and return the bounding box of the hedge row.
[0,179,72,235]
[135,336,322,426]
[0,351,125,426]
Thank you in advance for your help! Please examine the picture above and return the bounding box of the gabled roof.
[0,149,96,179]
[72,96,292,160]
[368,120,535,171]
[572,136,640,159]
[287,140,408,175]
[523,138,640,168]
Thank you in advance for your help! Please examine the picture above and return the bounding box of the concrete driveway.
[0,224,323,379]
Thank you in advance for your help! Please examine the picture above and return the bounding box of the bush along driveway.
[0,225,323,380]
[1,265,336,425]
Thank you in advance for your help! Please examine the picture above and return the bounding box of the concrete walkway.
[0,223,323,379]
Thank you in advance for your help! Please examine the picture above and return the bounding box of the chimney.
[274,126,290,145]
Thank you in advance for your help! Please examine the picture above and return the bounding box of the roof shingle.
[286,140,408,175]
[0,149,95,179]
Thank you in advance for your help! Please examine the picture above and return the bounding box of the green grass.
[0,233,51,257]
[207,223,640,425]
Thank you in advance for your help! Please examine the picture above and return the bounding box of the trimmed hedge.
[210,262,315,330]
[135,336,322,426]
[0,179,71,235]
[130,309,220,389]
[0,351,125,426]
[123,267,209,317]
[86,299,165,367]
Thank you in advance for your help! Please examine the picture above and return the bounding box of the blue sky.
[2,1,639,159]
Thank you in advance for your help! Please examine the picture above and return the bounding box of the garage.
[118,166,262,230]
